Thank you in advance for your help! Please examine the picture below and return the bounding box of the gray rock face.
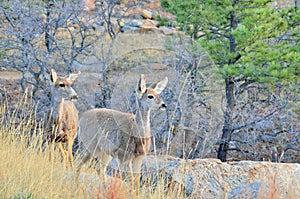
[141,156,300,198]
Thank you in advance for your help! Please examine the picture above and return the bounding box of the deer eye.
[58,83,65,87]
[148,95,154,99]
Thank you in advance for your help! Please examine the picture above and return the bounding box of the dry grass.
[0,92,79,198]
[0,92,187,199]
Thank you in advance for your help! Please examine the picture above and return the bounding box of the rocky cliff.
[143,156,300,198]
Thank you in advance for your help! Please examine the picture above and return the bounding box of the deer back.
[79,108,143,161]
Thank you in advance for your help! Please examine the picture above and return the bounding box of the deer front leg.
[67,138,75,169]
[96,151,113,181]
[56,141,68,169]
[130,155,144,195]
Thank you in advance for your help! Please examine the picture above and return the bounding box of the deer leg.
[75,149,92,183]
[126,161,135,197]
[56,142,68,169]
[130,155,144,195]
[68,138,75,169]
[96,151,113,181]
[76,147,92,172]
[132,155,143,182]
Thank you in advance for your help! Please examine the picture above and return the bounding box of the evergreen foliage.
[162,0,299,161]
[162,0,299,85]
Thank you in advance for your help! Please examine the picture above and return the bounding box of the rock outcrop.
[141,156,300,198]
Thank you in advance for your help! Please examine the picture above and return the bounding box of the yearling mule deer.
[50,69,80,169]
[77,74,168,186]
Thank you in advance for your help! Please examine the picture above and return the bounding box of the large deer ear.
[51,69,58,83]
[136,74,146,98]
[151,77,168,94]
[66,71,81,84]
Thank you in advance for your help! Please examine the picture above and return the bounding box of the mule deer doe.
[50,69,80,169]
[77,74,168,186]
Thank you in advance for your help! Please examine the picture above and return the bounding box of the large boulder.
[141,156,300,198]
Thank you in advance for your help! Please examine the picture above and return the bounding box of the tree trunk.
[217,76,235,162]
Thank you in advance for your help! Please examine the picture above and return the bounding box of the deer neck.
[51,94,64,124]
[135,102,151,138]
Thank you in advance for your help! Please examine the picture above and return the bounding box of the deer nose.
[160,103,167,110]
[70,95,78,101]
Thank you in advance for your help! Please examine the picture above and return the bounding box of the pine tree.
[162,0,299,161]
